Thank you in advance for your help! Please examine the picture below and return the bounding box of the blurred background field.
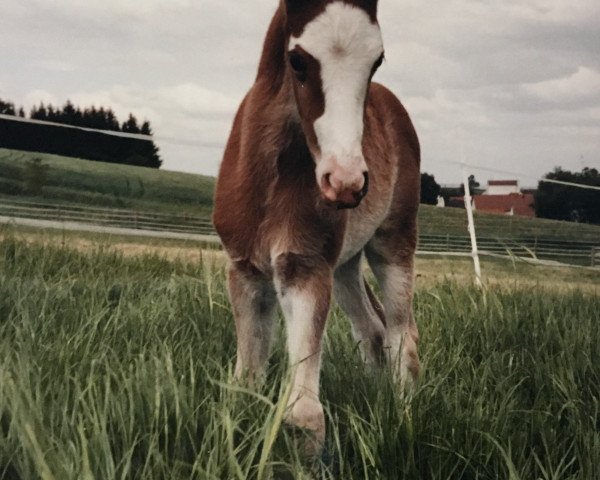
[2,148,599,267]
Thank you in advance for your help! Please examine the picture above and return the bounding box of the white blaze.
[289,2,383,170]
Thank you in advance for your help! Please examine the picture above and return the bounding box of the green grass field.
[0,230,598,479]
[0,148,214,216]
[0,149,600,241]
[2,148,600,246]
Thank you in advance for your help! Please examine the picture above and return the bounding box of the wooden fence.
[1,198,599,267]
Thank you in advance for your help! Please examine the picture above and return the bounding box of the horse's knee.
[273,253,332,296]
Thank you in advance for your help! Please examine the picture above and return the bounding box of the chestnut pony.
[213,0,420,448]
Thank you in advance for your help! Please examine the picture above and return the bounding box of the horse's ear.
[284,0,320,14]
[361,0,380,11]
[284,0,305,13]
[285,0,379,16]
[359,0,379,18]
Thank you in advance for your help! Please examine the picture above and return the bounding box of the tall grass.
[0,236,598,479]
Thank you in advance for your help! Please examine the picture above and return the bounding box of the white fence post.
[462,164,483,287]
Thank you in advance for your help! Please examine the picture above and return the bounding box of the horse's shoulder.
[369,82,412,125]
[368,82,420,162]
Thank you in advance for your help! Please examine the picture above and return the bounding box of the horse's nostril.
[323,173,332,189]
[361,171,369,197]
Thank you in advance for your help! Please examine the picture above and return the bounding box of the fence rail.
[0,199,214,235]
[1,199,599,267]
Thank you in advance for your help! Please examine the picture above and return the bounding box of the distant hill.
[0,148,214,215]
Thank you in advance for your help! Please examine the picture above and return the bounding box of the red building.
[473,193,535,217]
[449,180,536,217]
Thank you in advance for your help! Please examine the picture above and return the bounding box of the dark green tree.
[0,99,16,115]
[535,167,600,224]
[459,174,481,195]
[140,121,152,135]
[1,95,162,169]
[122,114,140,133]
[106,109,120,131]
[30,103,48,120]
[62,101,77,124]
[420,172,441,204]
[46,105,58,122]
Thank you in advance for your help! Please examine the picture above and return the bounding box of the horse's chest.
[338,180,395,265]
[218,197,346,274]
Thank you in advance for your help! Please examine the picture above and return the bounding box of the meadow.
[0,226,598,479]
[2,147,600,247]
[0,148,214,216]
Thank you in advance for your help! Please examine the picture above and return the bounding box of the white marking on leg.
[278,286,322,400]
[276,284,327,446]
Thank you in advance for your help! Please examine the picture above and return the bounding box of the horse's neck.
[245,3,314,182]
[245,4,301,165]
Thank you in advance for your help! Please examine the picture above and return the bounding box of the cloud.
[67,83,241,175]
[503,0,600,25]
[36,60,76,72]
[23,90,59,109]
[157,84,239,117]
[65,83,238,145]
[25,0,195,18]
[2,0,599,181]
[522,67,600,104]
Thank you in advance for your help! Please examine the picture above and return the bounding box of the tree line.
[420,169,599,225]
[535,167,600,224]
[0,97,161,168]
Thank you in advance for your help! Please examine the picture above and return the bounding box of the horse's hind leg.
[228,261,277,383]
[365,235,420,386]
[334,252,386,364]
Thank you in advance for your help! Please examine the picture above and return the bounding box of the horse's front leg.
[273,253,332,451]
[228,261,278,383]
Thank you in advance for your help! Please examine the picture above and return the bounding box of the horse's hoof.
[284,395,325,457]
[388,331,420,394]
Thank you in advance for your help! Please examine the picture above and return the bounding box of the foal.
[213,0,420,447]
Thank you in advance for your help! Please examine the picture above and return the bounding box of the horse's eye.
[289,51,307,78]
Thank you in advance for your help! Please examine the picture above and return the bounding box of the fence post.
[462,164,483,287]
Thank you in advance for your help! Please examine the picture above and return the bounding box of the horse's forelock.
[284,0,379,37]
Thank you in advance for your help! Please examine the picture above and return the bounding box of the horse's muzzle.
[326,172,369,210]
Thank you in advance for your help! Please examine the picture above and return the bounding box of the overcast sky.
[1,0,599,185]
